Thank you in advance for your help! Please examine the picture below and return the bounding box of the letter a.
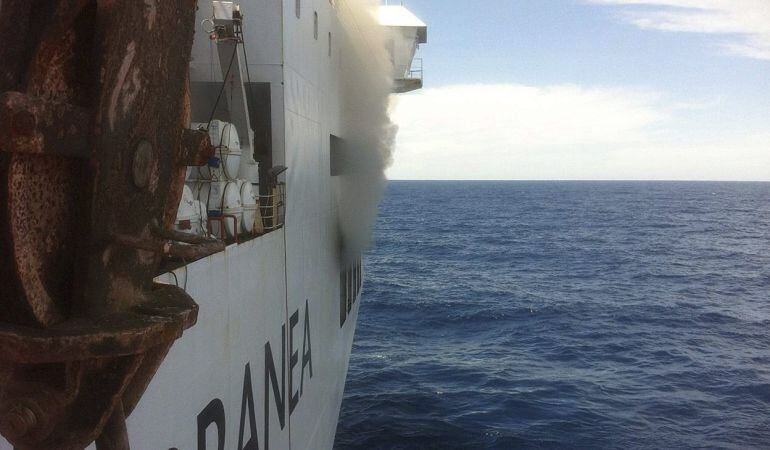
[238,363,260,450]
[301,299,314,395]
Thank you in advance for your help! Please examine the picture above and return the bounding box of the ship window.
[314,12,319,40]
[353,263,359,301]
[295,0,300,18]
[328,32,332,57]
[347,266,354,312]
[339,270,347,326]
[339,257,363,327]
[330,134,346,176]
[357,259,362,296]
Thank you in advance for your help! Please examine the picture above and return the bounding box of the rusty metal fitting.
[132,140,155,190]
[1,403,37,440]
[0,0,205,448]
[0,285,198,364]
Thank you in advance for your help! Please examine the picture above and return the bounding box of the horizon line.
[386,179,770,183]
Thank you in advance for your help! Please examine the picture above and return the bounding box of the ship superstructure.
[0,0,425,449]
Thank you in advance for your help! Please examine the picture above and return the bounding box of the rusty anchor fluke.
[0,1,219,449]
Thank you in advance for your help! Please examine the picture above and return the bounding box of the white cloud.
[589,0,770,60]
[387,84,770,181]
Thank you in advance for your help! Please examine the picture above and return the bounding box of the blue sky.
[386,0,770,180]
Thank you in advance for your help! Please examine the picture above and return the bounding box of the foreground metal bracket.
[0,285,197,449]
[0,1,214,449]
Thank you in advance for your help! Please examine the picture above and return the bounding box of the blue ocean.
[335,181,770,449]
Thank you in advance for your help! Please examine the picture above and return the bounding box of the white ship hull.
[127,231,361,450]
[123,0,368,447]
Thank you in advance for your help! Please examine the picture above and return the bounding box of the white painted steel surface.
[379,5,427,78]
[136,0,360,448]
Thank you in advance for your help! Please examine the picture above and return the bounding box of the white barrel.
[174,185,203,235]
[239,181,261,234]
[186,181,206,218]
[204,120,242,180]
[198,180,242,238]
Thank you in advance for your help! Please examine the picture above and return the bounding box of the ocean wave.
[337,181,770,449]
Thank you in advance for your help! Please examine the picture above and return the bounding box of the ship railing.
[394,58,424,93]
[407,57,423,81]
[259,182,285,232]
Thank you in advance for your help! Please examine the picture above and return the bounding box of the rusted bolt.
[2,404,37,439]
[132,140,154,189]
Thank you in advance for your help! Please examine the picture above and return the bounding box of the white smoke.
[335,0,396,264]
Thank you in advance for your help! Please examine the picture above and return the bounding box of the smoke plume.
[335,0,396,264]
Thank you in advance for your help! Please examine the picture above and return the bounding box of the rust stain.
[120,67,142,117]
[0,1,213,449]
[144,0,157,30]
[108,41,136,132]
